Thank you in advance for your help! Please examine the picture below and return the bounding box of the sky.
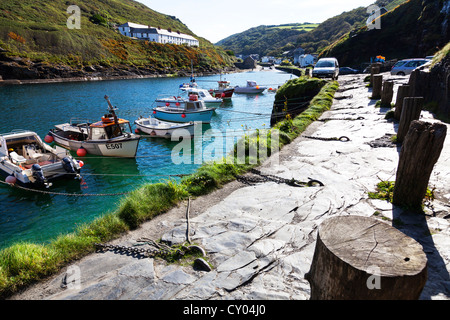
[139,0,377,43]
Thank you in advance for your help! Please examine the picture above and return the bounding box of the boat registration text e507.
[105,143,123,150]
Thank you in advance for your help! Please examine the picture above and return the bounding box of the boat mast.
[104,95,123,135]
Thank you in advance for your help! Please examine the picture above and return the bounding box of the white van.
[312,58,340,80]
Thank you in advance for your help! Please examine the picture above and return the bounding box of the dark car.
[339,67,359,75]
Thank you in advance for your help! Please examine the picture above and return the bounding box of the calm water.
[0,69,296,249]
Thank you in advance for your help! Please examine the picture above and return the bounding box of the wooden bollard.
[305,215,428,300]
[370,63,381,86]
[393,121,447,209]
[394,85,410,120]
[371,74,383,99]
[397,97,423,142]
[381,80,394,107]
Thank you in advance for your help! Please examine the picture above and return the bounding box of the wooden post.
[393,121,447,209]
[370,63,381,86]
[381,80,394,107]
[394,85,410,120]
[397,97,423,143]
[305,215,428,300]
[371,74,383,99]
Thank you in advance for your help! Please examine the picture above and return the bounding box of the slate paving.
[13,73,450,300]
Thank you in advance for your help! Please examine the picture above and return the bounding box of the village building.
[117,22,199,47]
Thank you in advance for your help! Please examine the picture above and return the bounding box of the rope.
[0,180,131,197]
[304,135,351,142]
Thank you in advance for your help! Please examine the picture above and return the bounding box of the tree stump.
[381,80,394,107]
[394,85,410,120]
[371,75,383,99]
[305,215,428,300]
[393,121,447,208]
[397,97,424,143]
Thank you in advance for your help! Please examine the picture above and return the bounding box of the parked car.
[390,59,430,76]
[339,67,359,75]
[312,58,339,80]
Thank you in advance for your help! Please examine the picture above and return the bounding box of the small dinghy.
[47,95,140,158]
[0,130,82,188]
[135,117,195,139]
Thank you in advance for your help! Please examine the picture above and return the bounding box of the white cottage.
[117,22,199,47]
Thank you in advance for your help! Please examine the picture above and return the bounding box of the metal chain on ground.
[318,116,365,122]
[237,168,324,188]
[303,135,351,142]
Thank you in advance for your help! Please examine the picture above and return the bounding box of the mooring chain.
[318,116,365,122]
[303,135,351,142]
[237,168,324,188]
[94,241,184,260]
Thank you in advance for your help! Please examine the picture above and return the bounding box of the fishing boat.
[209,80,234,99]
[153,95,215,124]
[234,80,267,94]
[135,117,195,139]
[47,96,140,158]
[0,130,82,188]
[180,88,223,105]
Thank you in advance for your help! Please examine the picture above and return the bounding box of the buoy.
[77,147,87,157]
[5,175,17,185]
[153,110,157,115]
[221,93,225,98]
[165,102,170,107]
[44,135,54,143]
[135,128,140,134]
[150,131,156,136]
[77,160,84,168]
[181,113,186,118]
[175,102,180,106]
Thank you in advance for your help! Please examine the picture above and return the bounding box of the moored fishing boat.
[135,117,195,139]
[234,80,267,94]
[47,95,140,158]
[153,95,215,124]
[209,80,234,99]
[0,130,82,188]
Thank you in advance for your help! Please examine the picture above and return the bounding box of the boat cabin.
[89,118,133,140]
[0,131,57,167]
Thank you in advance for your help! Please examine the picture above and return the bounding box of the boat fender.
[62,157,76,174]
[5,175,17,185]
[150,131,156,136]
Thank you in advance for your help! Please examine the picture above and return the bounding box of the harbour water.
[0,69,296,249]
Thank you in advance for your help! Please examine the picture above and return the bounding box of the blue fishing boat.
[153,95,215,124]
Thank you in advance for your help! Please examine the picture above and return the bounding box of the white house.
[117,22,199,47]
[296,54,316,67]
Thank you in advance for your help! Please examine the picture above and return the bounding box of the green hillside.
[320,0,450,67]
[0,0,235,79]
[215,23,319,57]
[216,0,408,57]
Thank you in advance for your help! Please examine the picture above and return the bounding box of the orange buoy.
[44,135,54,143]
[77,147,87,157]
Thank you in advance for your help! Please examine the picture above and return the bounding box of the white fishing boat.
[0,130,82,188]
[47,96,140,158]
[234,80,267,94]
[135,117,195,139]
[180,88,223,104]
[153,95,215,124]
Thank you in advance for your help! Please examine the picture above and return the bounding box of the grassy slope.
[0,0,234,73]
[0,77,338,298]
[320,0,448,67]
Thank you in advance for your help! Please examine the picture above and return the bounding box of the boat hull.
[152,108,214,124]
[234,87,267,94]
[211,88,234,99]
[135,118,195,139]
[49,130,140,158]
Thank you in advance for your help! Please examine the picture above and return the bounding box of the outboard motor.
[31,164,51,188]
[62,157,81,179]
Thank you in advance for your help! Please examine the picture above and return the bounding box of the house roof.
[120,22,198,41]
